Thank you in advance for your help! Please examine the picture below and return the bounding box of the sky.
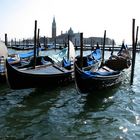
[0,0,140,44]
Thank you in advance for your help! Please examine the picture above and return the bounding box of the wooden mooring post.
[54,38,56,51]
[67,35,70,60]
[75,38,78,50]
[91,38,94,51]
[46,37,48,49]
[37,28,40,56]
[33,20,37,69]
[111,40,115,55]
[15,38,17,46]
[80,33,83,69]
[4,33,8,46]
[44,36,48,49]
[130,19,139,85]
[101,30,106,64]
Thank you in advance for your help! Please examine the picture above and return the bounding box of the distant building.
[83,37,113,46]
[41,17,115,48]
[51,17,114,46]
[53,27,80,47]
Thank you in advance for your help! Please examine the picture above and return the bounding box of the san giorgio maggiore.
[42,17,114,47]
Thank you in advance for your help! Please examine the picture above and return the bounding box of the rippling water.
[0,51,140,139]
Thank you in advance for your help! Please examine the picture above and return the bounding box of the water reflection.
[80,87,118,112]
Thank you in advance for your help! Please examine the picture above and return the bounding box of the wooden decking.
[18,63,72,75]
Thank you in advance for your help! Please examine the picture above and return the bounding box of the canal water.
[0,50,140,139]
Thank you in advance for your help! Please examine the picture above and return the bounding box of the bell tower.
[52,16,56,38]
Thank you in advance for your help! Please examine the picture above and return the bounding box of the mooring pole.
[37,28,40,56]
[4,33,8,46]
[75,38,77,50]
[135,26,139,47]
[15,38,16,46]
[54,38,56,51]
[43,36,46,49]
[19,39,20,46]
[130,19,139,85]
[91,38,94,51]
[111,40,114,55]
[67,34,70,60]
[102,30,106,64]
[80,33,83,69]
[46,37,48,49]
[90,38,92,51]
[33,20,37,69]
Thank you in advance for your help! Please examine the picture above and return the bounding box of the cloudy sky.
[0,0,140,44]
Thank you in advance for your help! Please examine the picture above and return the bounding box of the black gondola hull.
[6,59,73,89]
[74,62,122,93]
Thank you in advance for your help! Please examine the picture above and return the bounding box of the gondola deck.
[19,64,71,74]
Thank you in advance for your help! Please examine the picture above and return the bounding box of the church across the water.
[50,17,113,47]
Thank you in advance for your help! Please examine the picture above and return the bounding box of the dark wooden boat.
[104,43,131,71]
[74,44,131,93]
[6,59,73,89]
[6,41,75,89]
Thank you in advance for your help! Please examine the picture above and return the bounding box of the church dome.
[68,27,73,35]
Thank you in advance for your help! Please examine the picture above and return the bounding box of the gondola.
[74,43,131,93]
[104,45,131,71]
[6,41,75,89]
